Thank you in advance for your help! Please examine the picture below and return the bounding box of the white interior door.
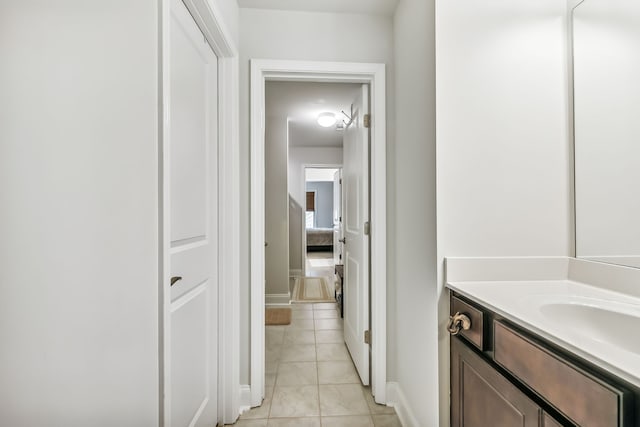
[342,85,370,385]
[168,0,219,425]
[333,169,343,266]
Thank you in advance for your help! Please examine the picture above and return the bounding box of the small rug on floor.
[265,308,292,325]
[308,258,335,268]
[291,276,335,303]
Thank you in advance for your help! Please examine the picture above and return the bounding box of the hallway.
[236,284,400,426]
[305,251,336,278]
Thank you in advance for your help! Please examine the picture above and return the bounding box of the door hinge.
[364,330,371,345]
[363,114,371,128]
[339,178,342,184]
[364,221,370,235]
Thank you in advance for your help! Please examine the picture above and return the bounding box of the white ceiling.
[266,81,361,148]
[237,0,399,16]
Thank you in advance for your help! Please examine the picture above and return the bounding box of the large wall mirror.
[574,0,640,268]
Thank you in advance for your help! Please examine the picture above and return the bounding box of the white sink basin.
[447,278,640,386]
[539,297,640,354]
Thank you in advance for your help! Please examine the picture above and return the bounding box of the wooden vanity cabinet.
[451,336,542,427]
[450,292,637,427]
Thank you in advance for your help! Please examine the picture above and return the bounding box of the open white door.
[167,0,219,425]
[333,169,343,266]
[342,85,370,385]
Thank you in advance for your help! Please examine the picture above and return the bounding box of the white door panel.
[345,174,360,231]
[171,285,211,427]
[343,84,370,385]
[170,0,211,244]
[168,0,219,425]
[333,170,343,266]
[345,255,360,338]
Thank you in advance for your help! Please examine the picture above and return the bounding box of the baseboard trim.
[265,292,290,305]
[290,269,303,277]
[239,384,251,414]
[386,382,419,427]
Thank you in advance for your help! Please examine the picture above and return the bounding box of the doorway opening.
[303,167,341,278]
[250,60,388,409]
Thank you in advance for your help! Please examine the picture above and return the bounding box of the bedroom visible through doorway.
[304,167,342,274]
[288,166,343,307]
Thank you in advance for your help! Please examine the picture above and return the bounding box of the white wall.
[305,168,339,182]
[436,1,571,259]
[239,8,394,384]
[289,196,304,273]
[306,181,334,228]
[289,147,343,208]
[0,2,159,425]
[265,117,290,298]
[435,1,571,425]
[392,0,438,425]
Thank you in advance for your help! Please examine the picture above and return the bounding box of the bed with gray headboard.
[306,228,333,251]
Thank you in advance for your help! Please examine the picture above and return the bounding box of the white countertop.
[446,275,640,388]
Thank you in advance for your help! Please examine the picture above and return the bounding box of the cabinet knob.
[447,312,471,336]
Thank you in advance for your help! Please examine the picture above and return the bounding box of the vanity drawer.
[450,295,486,351]
[494,320,627,427]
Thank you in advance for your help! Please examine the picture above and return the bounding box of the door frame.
[302,164,343,275]
[250,59,387,405]
[159,0,240,425]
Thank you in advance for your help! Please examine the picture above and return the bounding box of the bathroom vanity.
[448,290,638,426]
[445,257,640,427]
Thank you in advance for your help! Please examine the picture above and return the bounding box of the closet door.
[167,0,219,425]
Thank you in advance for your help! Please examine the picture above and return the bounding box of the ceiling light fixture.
[317,112,337,128]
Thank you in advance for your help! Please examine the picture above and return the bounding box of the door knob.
[170,276,182,287]
[447,312,471,336]
[339,238,346,244]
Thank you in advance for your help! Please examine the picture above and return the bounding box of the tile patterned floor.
[233,302,401,427]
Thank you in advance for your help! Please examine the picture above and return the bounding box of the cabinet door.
[543,412,563,427]
[451,337,541,427]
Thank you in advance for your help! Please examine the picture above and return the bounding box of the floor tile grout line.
[315,312,322,422]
